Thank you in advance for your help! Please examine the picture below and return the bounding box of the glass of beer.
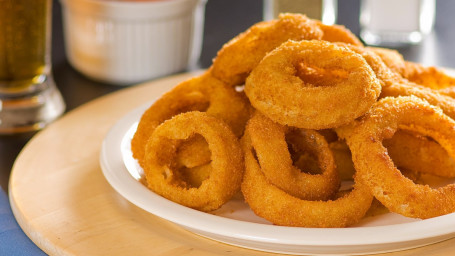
[0,0,65,134]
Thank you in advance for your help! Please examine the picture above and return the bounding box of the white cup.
[59,0,207,85]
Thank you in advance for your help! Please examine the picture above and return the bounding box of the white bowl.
[60,0,206,85]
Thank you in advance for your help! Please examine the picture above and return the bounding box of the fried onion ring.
[368,46,455,100]
[340,43,455,121]
[247,112,340,200]
[131,72,250,166]
[245,40,381,129]
[241,130,373,227]
[336,96,455,219]
[143,111,244,212]
[403,62,455,90]
[384,130,455,178]
[327,130,455,182]
[369,46,455,95]
[366,46,407,76]
[317,21,363,46]
[211,13,323,86]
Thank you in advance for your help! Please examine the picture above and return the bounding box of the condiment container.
[60,0,207,85]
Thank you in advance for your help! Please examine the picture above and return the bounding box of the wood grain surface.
[8,72,455,256]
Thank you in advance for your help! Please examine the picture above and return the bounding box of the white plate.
[100,103,455,256]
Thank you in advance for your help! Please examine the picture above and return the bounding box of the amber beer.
[0,0,51,92]
[0,0,64,134]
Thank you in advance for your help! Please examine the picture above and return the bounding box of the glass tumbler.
[360,0,436,47]
[0,0,65,134]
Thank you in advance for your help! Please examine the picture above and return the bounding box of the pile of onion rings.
[131,13,455,227]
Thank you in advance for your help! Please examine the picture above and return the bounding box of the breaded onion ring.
[341,43,455,121]
[368,46,455,99]
[241,131,373,228]
[247,112,340,200]
[369,46,455,96]
[381,75,455,120]
[384,130,455,178]
[211,13,324,86]
[143,111,244,212]
[403,63,455,100]
[336,96,455,219]
[131,72,250,166]
[327,130,455,182]
[366,47,407,76]
[403,62,455,90]
[380,74,455,119]
[317,21,363,46]
[245,40,381,129]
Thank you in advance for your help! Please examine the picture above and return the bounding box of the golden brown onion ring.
[131,72,250,166]
[380,74,455,120]
[403,62,455,90]
[211,13,323,86]
[327,129,455,182]
[317,21,363,46]
[143,111,244,212]
[384,130,455,178]
[245,40,381,129]
[340,43,455,121]
[247,112,340,200]
[369,46,455,97]
[366,46,407,76]
[367,46,455,92]
[336,96,455,219]
[241,131,373,227]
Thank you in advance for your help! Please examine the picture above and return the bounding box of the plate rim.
[100,103,455,254]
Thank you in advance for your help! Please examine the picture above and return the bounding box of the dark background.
[2,0,455,192]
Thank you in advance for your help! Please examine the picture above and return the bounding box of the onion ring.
[366,46,455,91]
[336,96,455,219]
[366,46,407,76]
[340,43,455,122]
[366,46,455,99]
[241,130,373,227]
[210,13,323,86]
[327,129,455,182]
[317,21,363,46]
[403,63,455,99]
[131,72,250,166]
[380,75,455,121]
[245,40,381,129]
[143,111,244,212]
[403,62,455,90]
[247,112,340,200]
[384,130,455,178]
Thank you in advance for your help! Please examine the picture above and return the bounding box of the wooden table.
[8,72,455,256]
